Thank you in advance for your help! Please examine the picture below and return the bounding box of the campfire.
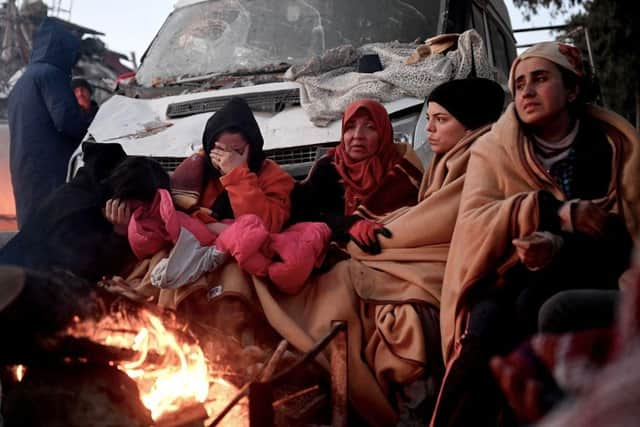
[67,307,248,426]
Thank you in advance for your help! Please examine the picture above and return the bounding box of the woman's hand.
[349,219,392,255]
[210,143,249,175]
[103,198,132,236]
[558,198,608,237]
[573,200,608,237]
[512,232,557,271]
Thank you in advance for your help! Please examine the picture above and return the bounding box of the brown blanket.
[348,125,493,303]
[440,104,640,362]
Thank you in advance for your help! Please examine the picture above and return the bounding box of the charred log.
[1,362,152,427]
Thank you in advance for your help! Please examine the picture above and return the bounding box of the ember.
[10,364,26,382]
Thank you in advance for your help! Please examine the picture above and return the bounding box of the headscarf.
[201,97,266,177]
[330,99,402,215]
[428,78,505,129]
[508,41,585,95]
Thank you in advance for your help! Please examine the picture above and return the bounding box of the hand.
[349,219,392,255]
[512,232,555,271]
[210,143,249,174]
[103,198,132,236]
[572,200,608,237]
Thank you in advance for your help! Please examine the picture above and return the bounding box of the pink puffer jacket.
[128,189,217,259]
[216,214,331,295]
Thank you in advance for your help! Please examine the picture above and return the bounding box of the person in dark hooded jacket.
[171,97,294,233]
[8,18,91,227]
[0,143,171,282]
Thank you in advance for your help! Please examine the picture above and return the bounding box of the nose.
[426,119,435,133]
[522,80,535,97]
[352,124,366,138]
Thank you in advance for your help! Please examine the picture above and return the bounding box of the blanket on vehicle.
[285,29,491,126]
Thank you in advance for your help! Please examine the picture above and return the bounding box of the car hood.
[88,81,423,157]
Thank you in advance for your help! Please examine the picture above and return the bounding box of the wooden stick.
[207,339,288,427]
[271,384,321,408]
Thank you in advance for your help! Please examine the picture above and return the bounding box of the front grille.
[265,143,335,166]
[152,157,185,173]
[146,142,337,174]
[166,89,300,119]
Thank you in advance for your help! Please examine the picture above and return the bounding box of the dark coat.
[8,18,90,226]
[0,143,133,282]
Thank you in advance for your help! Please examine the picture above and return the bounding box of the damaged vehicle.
[71,0,516,178]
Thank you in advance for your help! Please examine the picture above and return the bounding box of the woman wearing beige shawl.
[432,42,640,427]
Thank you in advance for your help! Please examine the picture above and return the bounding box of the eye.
[437,117,446,124]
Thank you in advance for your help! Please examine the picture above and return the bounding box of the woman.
[341,78,504,421]
[434,42,640,426]
[172,97,294,233]
[290,98,424,254]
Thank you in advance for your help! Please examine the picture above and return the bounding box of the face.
[342,109,381,162]
[212,131,249,155]
[426,102,470,154]
[73,86,92,110]
[513,57,577,128]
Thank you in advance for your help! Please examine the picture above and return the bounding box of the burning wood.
[68,308,213,422]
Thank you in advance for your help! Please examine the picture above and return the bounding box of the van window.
[470,3,487,47]
[137,0,441,87]
[487,16,511,74]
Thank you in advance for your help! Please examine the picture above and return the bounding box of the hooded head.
[201,97,266,176]
[71,77,93,95]
[428,78,505,130]
[30,18,80,74]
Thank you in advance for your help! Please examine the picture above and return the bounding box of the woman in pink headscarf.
[290,98,424,254]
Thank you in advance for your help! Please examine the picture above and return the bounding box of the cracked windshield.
[136,0,439,86]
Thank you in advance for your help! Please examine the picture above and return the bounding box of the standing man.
[8,18,90,227]
[71,77,99,122]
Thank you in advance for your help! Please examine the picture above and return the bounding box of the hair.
[106,157,170,203]
[556,64,596,118]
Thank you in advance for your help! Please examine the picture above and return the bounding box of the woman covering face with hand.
[171,97,294,233]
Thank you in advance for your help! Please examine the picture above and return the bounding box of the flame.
[69,309,210,420]
[11,365,26,382]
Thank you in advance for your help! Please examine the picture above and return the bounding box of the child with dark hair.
[0,145,166,282]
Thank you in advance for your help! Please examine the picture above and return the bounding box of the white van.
[69,0,516,178]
